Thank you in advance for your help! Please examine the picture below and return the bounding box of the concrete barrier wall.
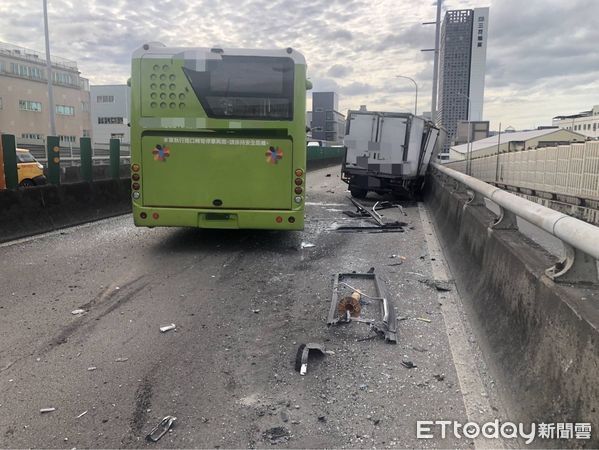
[425,174,599,446]
[0,179,131,243]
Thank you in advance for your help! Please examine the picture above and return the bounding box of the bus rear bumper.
[132,205,304,230]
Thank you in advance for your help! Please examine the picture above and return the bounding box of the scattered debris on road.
[300,242,316,249]
[252,309,260,314]
[416,317,432,323]
[115,357,129,362]
[40,407,56,413]
[87,366,97,371]
[160,323,176,333]
[76,410,88,418]
[419,278,453,291]
[146,415,177,442]
[434,373,446,381]
[71,309,85,315]
[327,270,398,343]
[325,173,331,177]
[401,360,417,369]
[295,343,328,375]
[262,426,290,445]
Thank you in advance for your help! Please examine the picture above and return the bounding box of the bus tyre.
[350,187,367,199]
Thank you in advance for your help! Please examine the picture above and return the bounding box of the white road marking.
[418,202,504,449]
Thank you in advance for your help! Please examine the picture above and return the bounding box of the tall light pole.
[43,0,56,136]
[457,91,472,175]
[396,75,418,116]
[422,0,443,123]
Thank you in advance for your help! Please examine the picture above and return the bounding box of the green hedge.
[307,146,345,161]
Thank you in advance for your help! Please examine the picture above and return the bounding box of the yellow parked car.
[16,148,46,187]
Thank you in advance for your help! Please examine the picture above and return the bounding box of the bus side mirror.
[305,80,313,91]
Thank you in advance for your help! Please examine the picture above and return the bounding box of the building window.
[97,95,115,103]
[81,101,89,112]
[19,100,42,112]
[59,135,76,143]
[53,72,75,85]
[82,129,90,137]
[98,117,124,124]
[315,108,324,112]
[325,111,334,120]
[110,133,125,140]
[477,43,482,47]
[56,104,75,116]
[21,133,44,140]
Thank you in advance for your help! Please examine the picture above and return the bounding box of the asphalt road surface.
[0,167,506,448]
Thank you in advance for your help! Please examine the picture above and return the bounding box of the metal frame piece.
[295,343,326,375]
[433,163,599,285]
[327,271,398,343]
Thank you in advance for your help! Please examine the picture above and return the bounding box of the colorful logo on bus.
[266,146,283,164]
[153,144,170,162]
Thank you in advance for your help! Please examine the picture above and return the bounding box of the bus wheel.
[350,187,368,199]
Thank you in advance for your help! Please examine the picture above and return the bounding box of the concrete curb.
[425,174,599,445]
[0,179,131,243]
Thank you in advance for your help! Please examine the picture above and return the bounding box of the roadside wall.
[425,174,599,446]
[0,179,131,243]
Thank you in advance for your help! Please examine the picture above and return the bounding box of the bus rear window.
[182,55,294,120]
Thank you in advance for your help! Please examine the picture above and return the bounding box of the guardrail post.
[46,136,61,185]
[491,207,518,230]
[466,191,486,206]
[546,244,599,284]
[1,134,19,189]
[80,137,93,182]
[109,138,120,179]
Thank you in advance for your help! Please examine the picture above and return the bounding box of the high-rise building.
[310,92,345,144]
[0,41,91,147]
[437,7,489,154]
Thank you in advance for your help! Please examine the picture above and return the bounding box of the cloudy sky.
[1,0,598,129]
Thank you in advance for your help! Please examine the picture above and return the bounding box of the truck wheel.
[350,187,368,199]
[19,179,35,187]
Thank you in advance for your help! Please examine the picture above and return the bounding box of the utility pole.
[43,0,56,136]
[422,0,442,123]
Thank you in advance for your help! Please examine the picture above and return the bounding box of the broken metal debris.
[115,357,129,362]
[300,242,316,249]
[40,408,56,413]
[160,324,176,333]
[327,270,398,343]
[146,415,177,442]
[76,410,88,418]
[342,197,408,231]
[295,343,328,376]
[71,309,86,315]
[87,366,97,371]
[262,426,290,445]
[416,317,431,323]
[401,360,417,369]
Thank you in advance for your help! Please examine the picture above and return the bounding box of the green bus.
[130,43,309,230]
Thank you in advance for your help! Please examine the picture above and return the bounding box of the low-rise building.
[552,105,599,138]
[449,128,586,161]
[0,41,91,147]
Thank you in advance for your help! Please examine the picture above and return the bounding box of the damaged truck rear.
[342,110,444,199]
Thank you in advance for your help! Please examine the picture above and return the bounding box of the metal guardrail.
[432,162,599,284]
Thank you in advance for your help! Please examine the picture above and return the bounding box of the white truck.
[342,110,443,198]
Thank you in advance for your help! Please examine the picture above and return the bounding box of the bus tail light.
[140,212,147,219]
[132,173,140,181]
[132,182,140,190]
[294,178,303,186]
[295,187,303,195]
[276,216,283,223]
[294,196,302,204]
[131,164,140,172]
[288,217,295,223]
[295,168,304,177]
[152,212,160,220]
[132,192,141,200]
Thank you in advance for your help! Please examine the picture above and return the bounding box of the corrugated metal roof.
[451,129,585,154]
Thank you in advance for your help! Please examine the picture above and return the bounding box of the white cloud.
[1,0,598,129]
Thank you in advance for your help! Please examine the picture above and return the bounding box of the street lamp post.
[457,92,472,175]
[43,0,56,136]
[396,75,418,116]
